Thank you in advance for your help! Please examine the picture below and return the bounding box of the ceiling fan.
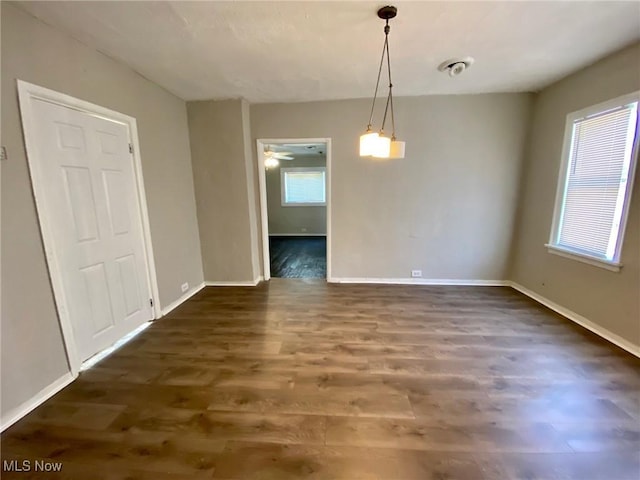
[264,145,294,160]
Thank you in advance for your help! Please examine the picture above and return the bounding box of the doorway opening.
[257,139,331,280]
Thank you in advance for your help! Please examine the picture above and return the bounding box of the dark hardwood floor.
[1,280,639,479]
[269,236,326,278]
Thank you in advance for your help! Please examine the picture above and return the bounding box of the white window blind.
[282,168,326,205]
[550,96,638,267]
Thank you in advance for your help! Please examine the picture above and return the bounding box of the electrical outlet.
[411,270,422,278]
[181,282,189,293]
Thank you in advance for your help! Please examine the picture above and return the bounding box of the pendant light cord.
[367,21,389,130]
[388,38,396,140]
[380,21,395,138]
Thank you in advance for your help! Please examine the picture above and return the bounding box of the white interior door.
[28,98,153,362]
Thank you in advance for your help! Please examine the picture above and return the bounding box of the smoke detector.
[438,57,475,77]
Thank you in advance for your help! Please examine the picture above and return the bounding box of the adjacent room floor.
[1,280,639,479]
[269,236,326,278]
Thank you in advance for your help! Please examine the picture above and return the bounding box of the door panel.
[62,166,100,242]
[102,170,131,235]
[56,122,86,150]
[97,130,120,155]
[116,254,142,318]
[80,262,115,334]
[30,98,152,362]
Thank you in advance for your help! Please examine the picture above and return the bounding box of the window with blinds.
[281,167,326,206]
[548,93,639,270]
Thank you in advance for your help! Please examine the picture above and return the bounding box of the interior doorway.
[257,138,331,280]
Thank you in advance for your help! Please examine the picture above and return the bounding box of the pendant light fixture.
[359,5,405,159]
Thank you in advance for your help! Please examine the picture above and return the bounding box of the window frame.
[546,91,640,272]
[280,166,327,207]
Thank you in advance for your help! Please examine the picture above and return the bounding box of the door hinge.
[149,298,154,307]
[129,143,134,154]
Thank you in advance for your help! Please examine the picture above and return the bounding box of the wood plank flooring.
[269,236,326,278]
[1,280,639,479]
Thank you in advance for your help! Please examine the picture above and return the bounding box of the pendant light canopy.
[359,5,405,159]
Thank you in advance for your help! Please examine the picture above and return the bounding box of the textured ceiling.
[267,143,326,157]
[13,1,640,103]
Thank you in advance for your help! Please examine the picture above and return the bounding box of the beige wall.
[187,99,258,283]
[509,43,640,347]
[1,4,203,417]
[266,155,327,235]
[251,94,532,280]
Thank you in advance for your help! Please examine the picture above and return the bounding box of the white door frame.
[17,80,161,376]
[256,138,332,281]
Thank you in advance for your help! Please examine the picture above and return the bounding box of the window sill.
[545,244,622,272]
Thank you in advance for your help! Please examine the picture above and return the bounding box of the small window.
[547,92,639,271]
[281,167,326,206]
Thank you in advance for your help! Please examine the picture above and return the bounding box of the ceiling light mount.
[359,5,405,159]
[438,57,475,77]
[377,5,397,21]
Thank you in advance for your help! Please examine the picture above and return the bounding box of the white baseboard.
[509,281,640,358]
[205,276,263,287]
[161,282,205,316]
[269,233,326,237]
[1,372,75,432]
[328,277,509,286]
